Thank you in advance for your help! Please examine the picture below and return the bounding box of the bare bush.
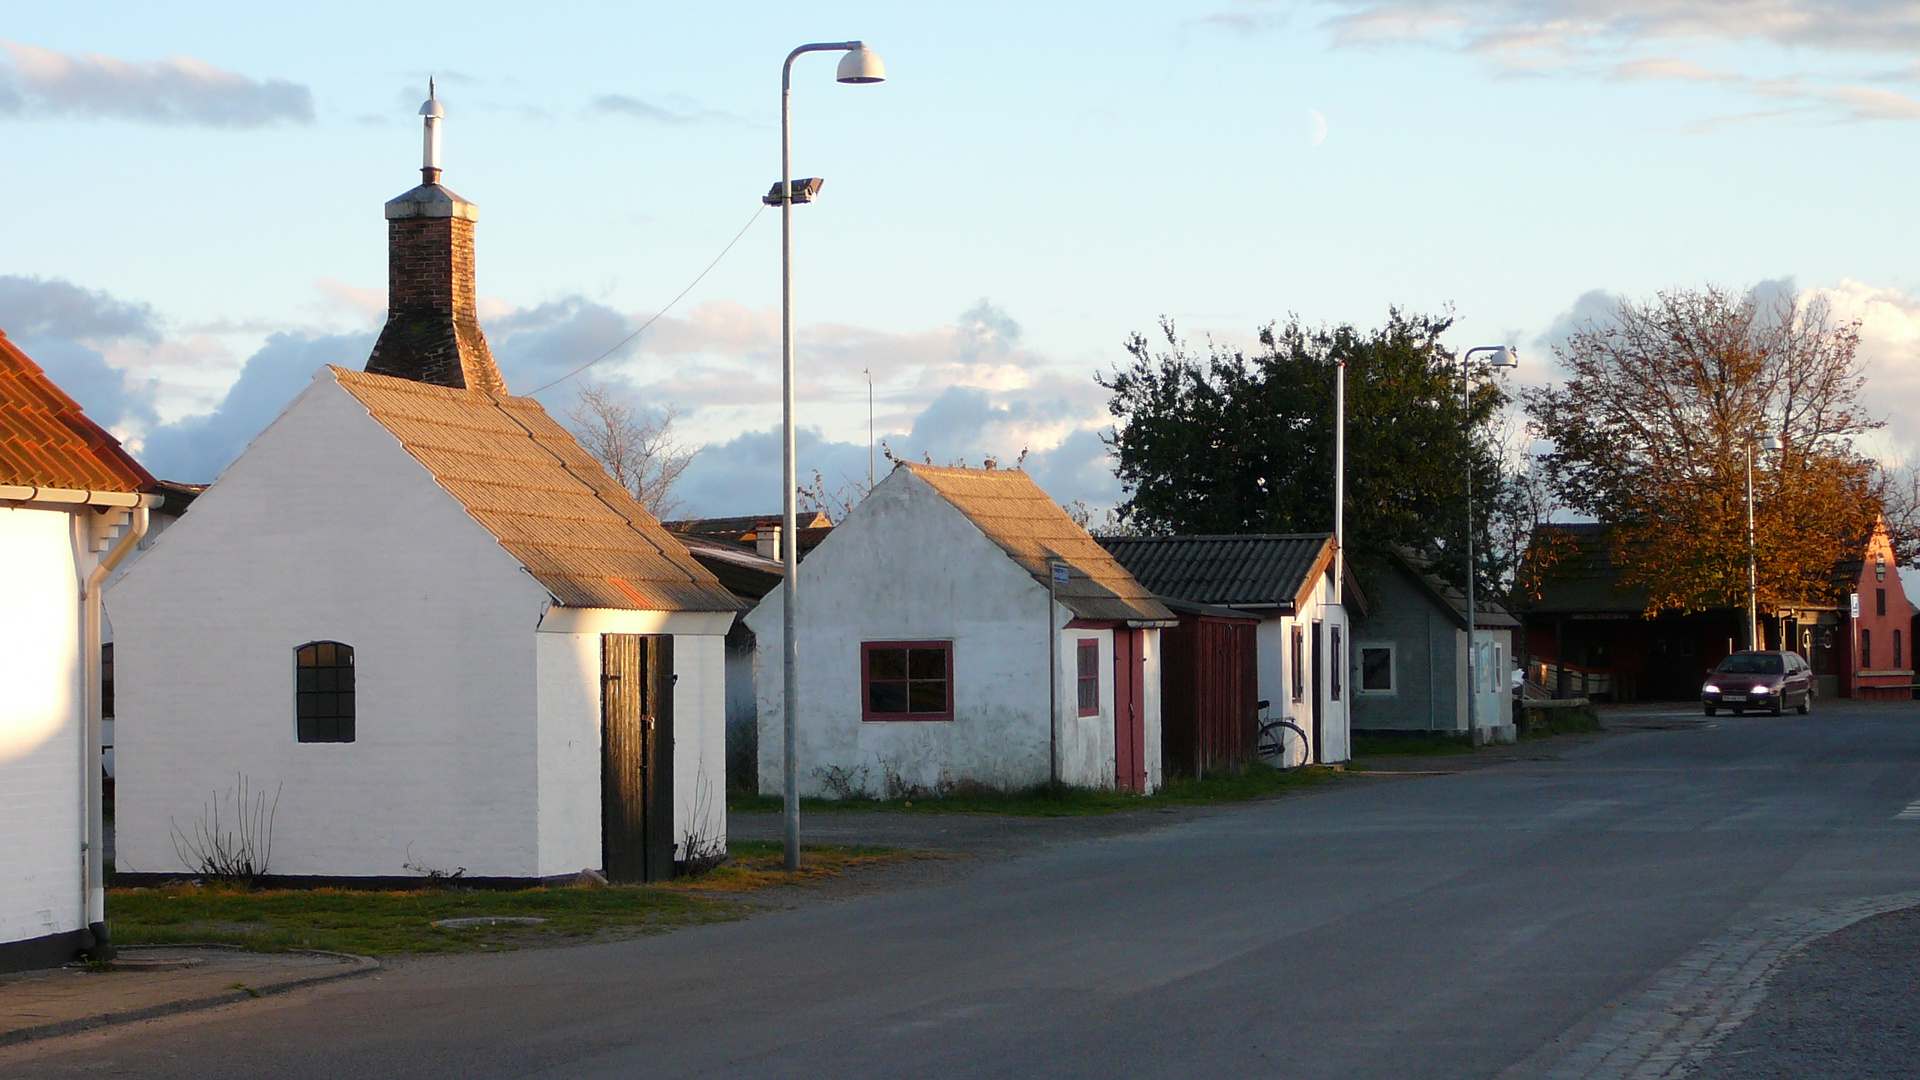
[170,775,279,886]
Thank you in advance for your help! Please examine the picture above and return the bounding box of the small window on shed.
[1877,589,1888,617]
[1359,645,1395,694]
[295,641,356,743]
[1076,639,1100,716]
[1860,628,1873,670]
[1897,629,1905,670]
[1330,627,1343,701]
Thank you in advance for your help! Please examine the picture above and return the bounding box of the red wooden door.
[1113,630,1147,792]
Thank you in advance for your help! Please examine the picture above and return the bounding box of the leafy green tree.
[1100,310,1512,589]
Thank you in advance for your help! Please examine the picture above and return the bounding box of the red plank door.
[1113,630,1147,793]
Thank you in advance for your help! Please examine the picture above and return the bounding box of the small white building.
[1100,534,1355,764]
[1,329,156,971]
[107,91,742,885]
[751,463,1176,798]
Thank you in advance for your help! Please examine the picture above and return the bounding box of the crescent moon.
[1307,108,1328,147]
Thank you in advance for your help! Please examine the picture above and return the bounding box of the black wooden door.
[601,634,675,883]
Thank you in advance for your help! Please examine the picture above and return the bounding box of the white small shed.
[1,330,156,971]
[1100,534,1356,764]
[751,464,1176,798]
[106,102,743,884]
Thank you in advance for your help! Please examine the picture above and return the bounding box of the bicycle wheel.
[1257,720,1311,769]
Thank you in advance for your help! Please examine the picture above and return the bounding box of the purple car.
[1702,651,1813,716]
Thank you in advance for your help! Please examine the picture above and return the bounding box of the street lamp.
[775,41,885,872]
[1747,432,1783,651]
[1459,345,1518,743]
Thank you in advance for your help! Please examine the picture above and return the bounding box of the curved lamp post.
[777,41,884,871]
[1459,345,1518,742]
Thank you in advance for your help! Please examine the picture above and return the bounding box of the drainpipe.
[78,498,153,958]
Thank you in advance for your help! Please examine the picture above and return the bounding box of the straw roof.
[333,367,741,613]
[903,464,1173,625]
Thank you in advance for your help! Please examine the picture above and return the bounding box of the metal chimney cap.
[420,77,445,118]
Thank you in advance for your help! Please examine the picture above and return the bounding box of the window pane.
[1077,675,1098,713]
[297,644,316,666]
[869,648,907,680]
[908,679,949,714]
[1362,648,1392,691]
[869,681,908,714]
[338,691,355,720]
[907,648,947,680]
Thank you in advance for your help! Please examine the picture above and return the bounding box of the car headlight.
[1752,685,1769,694]
[1703,684,1719,693]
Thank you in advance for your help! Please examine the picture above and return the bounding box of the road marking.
[1897,800,1920,820]
[1540,892,1920,1080]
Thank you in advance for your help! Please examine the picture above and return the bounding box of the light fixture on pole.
[1747,432,1782,651]
[774,40,885,872]
[1459,345,1518,743]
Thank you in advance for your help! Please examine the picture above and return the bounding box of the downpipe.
[79,503,149,959]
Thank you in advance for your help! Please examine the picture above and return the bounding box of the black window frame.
[1860,628,1873,670]
[861,641,953,721]
[1330,627,1344,701]
[295,641,357,743]
[1290,626,1305,703]
[1877,588,1888,617]
[1358,644,1395,694]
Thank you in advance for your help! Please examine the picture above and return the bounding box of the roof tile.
[0,330,154,492]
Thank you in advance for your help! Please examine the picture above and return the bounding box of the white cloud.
[0,41,312,127]
[1806,278,1920,459]
[1244,0,1920,123]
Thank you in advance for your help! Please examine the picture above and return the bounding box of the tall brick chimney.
[364,81,505,393]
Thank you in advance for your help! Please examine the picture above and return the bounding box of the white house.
[1100,534,1355,764]
[1,329,157,971]
[751,464,1176,798]
[107,90,742,885]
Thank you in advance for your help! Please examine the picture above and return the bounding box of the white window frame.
[1356,641,1397,696]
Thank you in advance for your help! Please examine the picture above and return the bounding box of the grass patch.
[1520,706,1603,739]
[727,764,1345,818]
[1351,733,1474,758]
[107,843,910,956]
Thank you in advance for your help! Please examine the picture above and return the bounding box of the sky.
[9,1,1920,519]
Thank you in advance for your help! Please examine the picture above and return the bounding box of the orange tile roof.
[903,464,1174,625]
[0,329,154,492]
[331,367,742,613]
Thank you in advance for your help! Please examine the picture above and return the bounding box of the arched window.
[295,641,355,743]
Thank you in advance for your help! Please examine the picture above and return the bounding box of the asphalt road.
[6,702,1918,1080]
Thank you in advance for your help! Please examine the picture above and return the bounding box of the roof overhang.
[537,606,735,637]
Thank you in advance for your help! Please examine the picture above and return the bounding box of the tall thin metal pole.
[1334,358,1345,606]
[1047,565,1060,788]
[1463,362,1476,743]
[1747,439,1758,652]
[866,368,875,490]
[779,51,801,872]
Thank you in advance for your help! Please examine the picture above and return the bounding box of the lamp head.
[1757,434,1783,451]
[1488,346,1519,369]
[836,43,886,84]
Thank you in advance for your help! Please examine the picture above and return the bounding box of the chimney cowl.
[385,184,479,222]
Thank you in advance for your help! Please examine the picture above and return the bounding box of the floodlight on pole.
[776,40,885,873]
[1459,345,1519,744]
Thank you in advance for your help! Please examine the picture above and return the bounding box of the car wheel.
[1771,697,1784,716]
[1704,706,1717,716]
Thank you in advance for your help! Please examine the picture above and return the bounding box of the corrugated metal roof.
[1098,534,1334,612]
[903,464,1174,625]
[0,329,155,492]
[333,367,742,613]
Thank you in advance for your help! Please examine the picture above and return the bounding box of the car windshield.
[1716,654,1783,675]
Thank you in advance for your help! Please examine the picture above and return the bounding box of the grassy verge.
[727,764,1345,818]
[1351,733,1474,757]
[107,843,919,956]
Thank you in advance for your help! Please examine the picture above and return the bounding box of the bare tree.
[565,384,699,520]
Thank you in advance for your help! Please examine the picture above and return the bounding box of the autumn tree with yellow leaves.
[1523,285,1884,618]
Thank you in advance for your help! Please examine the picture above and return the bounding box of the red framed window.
[862,641,953,721]
[1076,639,1100,716]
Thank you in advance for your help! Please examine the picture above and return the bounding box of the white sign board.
[1850,592,1861,619]
[1051,563,1070,585]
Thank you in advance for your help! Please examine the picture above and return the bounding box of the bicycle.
[1255,699,1312,770]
